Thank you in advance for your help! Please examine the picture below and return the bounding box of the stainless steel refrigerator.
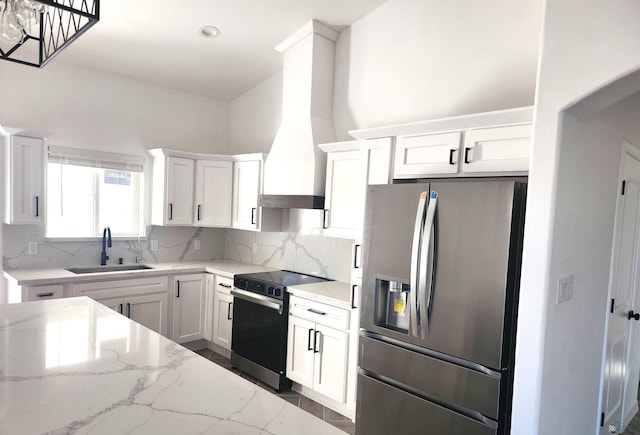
[356,179,526,435]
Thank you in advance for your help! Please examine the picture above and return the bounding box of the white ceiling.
[56,0,388,102]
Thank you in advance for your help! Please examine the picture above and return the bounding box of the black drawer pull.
[227,302,233,320]
[449,149,456,165]
[464,147,472,164]
[176,280,180,298]
[314,330,321,353]
[36,292,54,298]
[307,308,327,316]
[307,328,314,351]
[218,283,232,288]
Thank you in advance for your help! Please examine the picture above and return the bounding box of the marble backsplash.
[2,225,226,270]
[3,213,354,282]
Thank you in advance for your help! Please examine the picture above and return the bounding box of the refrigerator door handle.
[410,191,429,338]
[419,191,438,339]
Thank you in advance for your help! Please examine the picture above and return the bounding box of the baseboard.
[292,382,355,421]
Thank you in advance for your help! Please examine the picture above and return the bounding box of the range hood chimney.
[261,20,338,209]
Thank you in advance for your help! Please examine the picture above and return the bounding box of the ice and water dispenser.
[374,278,411,333]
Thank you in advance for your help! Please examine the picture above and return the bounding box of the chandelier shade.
[0,0,99,68]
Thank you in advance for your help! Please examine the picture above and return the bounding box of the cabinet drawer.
[289,295,350,330]
[394,132,462,178]
[72,276,169,299]
[216,275,233,295]
[26,284,64,301]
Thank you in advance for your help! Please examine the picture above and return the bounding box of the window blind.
[48,145,145,172]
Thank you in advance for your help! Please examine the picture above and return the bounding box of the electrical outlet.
[27,242,38,255]
[194,240,201,250]
[252,242,258,254]
[150,240,159,252]
[557,274,574,304]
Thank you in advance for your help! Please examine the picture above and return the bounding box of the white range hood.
[261,20,338,209]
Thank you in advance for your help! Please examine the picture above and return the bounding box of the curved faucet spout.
[101,227,112,265]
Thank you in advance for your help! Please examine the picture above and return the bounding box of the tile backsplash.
[3,216,353,282]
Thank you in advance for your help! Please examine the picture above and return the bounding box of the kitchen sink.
[66,265,153,274]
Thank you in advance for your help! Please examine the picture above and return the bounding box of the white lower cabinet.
[172,274,206,344]
[72,276,170,337]
[286,295,350,404]
[212,275,234,350]
[95,292,169,337]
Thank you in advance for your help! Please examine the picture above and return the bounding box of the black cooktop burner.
[233,270,331,300]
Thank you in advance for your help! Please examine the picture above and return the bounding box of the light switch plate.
[557,274,574,304]
[28,242,38,255]
[150,240,158,252]
[194,240,201,250]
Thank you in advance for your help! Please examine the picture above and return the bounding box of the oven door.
[231,289,287,374]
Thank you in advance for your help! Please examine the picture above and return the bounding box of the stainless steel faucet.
[101,227,112,266]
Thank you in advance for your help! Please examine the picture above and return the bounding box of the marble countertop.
[0,297,346,434]
[287,280,353,309]
[3,260,276,286]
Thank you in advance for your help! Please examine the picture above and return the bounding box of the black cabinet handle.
[314,330,321,353]
[307,328,314,351]
[197,204,201,221]
[36,292,54,298]
[176,280,180,298]
[250,207,256,225]
[351,285,358,309]
[35,196,39,217]
[354,244,361,269]
[322,209,329,229]
[126,303,131,318]
[629,310,640,321]
[449,149,456,165]
[169,203,173,220]
[227,302,233,320]
[464,147,472,164]
[307,308,327,316]
[218,283,232,289]
[118,303,123,314]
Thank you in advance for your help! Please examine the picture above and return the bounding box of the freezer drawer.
[356,374,497,435]
[359,334,501,419]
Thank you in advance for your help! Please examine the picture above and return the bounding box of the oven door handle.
[231,288,284,314]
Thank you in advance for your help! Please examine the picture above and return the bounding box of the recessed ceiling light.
[199,25,220,38]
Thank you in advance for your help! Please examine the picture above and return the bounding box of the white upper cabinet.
[232,155,282,232]
[165,157,195,225]
[394,132,462,178]
[194,160,232,227]
[4,135,44,224]
[150,151,194,226]
[460,124,532,174]
[323,147,361,238]
[232,159,261,230]
[361,137,394,186]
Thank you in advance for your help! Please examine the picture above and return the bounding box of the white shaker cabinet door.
[323,150,361,238]
[394,132,462,178]
[172,274,206,343]
[5,135,44,224]
[313,324,349,403]
[127,292,169,337]
[461,124,531,174]
[286,315,316,388]
[232,160,260,230]
[194,160,232,227]
[212,292,234,350]
[165,157,194,225]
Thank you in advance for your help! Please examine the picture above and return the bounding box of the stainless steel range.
[231,270,331,391]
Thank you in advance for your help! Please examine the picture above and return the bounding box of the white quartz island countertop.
[0,297,346,435]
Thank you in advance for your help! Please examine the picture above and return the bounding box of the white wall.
[512,1,640,433]
[227,0,543,147]
[332,0,542,139]
[0,61,229,154]
[229,72,282,154]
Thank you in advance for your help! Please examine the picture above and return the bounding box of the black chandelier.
[0,0,99,68]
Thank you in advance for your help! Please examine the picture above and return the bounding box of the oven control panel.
[234,277,284,300]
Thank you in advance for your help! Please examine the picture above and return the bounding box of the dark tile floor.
[194,348,355,434]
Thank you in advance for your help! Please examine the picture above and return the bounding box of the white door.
[127,292,168,337]
[602,144,640,434]
[194,160,232,227]
[232,160,260,230]
[393,132,461,178]
[313,324,349,403]
[94,296,125,315]
[166,157,194,225]
[172,274,206,343]
[286,315,316,388]
[460,124,531,174]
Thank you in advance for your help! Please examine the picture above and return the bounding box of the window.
[46,146,145,238]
